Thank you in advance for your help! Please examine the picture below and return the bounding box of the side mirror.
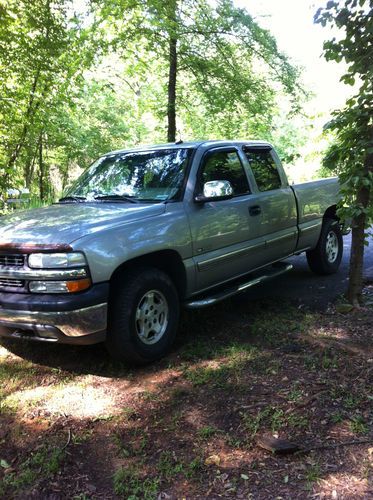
[194,180,234,203]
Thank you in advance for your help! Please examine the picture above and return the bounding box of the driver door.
[186,147,267,292]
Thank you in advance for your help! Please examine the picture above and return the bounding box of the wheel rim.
[135,290,169,345]
[326,230,339,263]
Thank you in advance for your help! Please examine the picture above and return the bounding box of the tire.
[105,267,180,365]
[306,218,343,275]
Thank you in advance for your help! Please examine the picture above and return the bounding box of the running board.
[185,262,293,309]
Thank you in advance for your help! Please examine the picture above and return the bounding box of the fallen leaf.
[0,459,10,469]
[335,303,354,314]
[241,473,249,480]
[205,454,220,466]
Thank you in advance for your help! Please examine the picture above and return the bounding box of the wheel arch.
[323,204,339,221]
[109,250,187,299]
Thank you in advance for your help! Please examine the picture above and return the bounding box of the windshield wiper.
[94,194,139,204]
[59,195,87,203]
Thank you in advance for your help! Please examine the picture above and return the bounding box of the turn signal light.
[66,279,91,293]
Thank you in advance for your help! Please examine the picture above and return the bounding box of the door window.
[199,150,250,196]
[243,147,282,192]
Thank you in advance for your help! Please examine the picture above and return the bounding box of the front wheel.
[306,218,343,275]
[105,267,180,365]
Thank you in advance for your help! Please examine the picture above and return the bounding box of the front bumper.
[0,283,109,344]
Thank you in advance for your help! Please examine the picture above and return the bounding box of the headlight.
[29,279,91,293]
[28,252,87,269]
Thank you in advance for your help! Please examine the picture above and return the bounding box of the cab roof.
[106,139,272,156]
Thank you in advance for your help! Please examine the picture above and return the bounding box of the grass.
[157,451,184,479]
[197,425,220,439]
[305,462,322,490]
[241,405,309,443]
[349,415,369,434]
[113,468,159,500]
[0,445,65,496]
[183,344,265,388]
[113,428,148,458]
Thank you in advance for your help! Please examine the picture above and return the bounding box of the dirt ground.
[0,291,372,499]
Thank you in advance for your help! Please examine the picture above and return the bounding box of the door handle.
[249,205,261,216]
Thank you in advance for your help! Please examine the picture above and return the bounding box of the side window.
[199,150,250,196]
[243,147,282,192]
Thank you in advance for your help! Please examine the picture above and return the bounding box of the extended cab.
[0,141,343,363]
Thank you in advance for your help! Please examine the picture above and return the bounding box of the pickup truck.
[0,140,343,364]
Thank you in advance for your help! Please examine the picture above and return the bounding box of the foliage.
[0,0,95,198]
[315,0,373,304]
[100,0,304,140]
[0,0,308,202]
[315,0,373,223]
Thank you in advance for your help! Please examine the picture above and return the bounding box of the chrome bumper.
[0,303,107,344]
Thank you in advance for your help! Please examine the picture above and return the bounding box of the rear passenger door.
[242,146,298,261]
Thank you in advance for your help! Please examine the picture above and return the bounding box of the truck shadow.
[0,294,299,377]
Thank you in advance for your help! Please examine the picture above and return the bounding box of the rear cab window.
[243,146,283,192]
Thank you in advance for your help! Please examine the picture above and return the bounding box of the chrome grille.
[0,254,25,267]
[0,278,25,288]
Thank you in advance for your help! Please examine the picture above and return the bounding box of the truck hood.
[0,202,166,246]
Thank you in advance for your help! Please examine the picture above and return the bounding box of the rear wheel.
[306,218,343,275]
[105,267,180,365]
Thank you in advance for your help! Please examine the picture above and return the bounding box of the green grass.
[157,451,184,479]
[287,384,304,402]
[241,405,309,442]
[197,425,221,439]
[349,415,369,434]
[183,343,263,388]
[113,429,148,458]
[113,468,159,500]
[305,462,322,489]
[0,446,65,496]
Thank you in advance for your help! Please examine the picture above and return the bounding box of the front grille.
[0,254,25,267]
[0,278,25,288]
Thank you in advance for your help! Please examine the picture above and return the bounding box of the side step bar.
[185,262,293,309]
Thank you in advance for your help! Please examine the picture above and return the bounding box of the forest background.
[0,0,349,205]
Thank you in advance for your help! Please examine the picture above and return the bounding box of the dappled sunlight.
[315,472,370,499]
[6,383,123,419]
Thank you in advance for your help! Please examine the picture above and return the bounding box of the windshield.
[64,148,192,202]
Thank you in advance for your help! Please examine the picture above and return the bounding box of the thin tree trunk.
[24,144,38,189]
[6,69,41,175]
[346,153,373,305]
[167,1,178,142]
[38,133,45,201]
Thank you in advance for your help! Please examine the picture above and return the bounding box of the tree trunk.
[38,133,45,201]
[346,153,373,305]
[5,68,41,190]
[167,1,178,142]
[24,145,38,190]
[347,203,368,306]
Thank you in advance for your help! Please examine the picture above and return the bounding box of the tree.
[0,0,94,196]
[0,0,307,204]
[315,0,373,306]
[99,0,303,142]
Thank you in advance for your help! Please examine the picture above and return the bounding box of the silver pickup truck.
[0,140,343,364]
